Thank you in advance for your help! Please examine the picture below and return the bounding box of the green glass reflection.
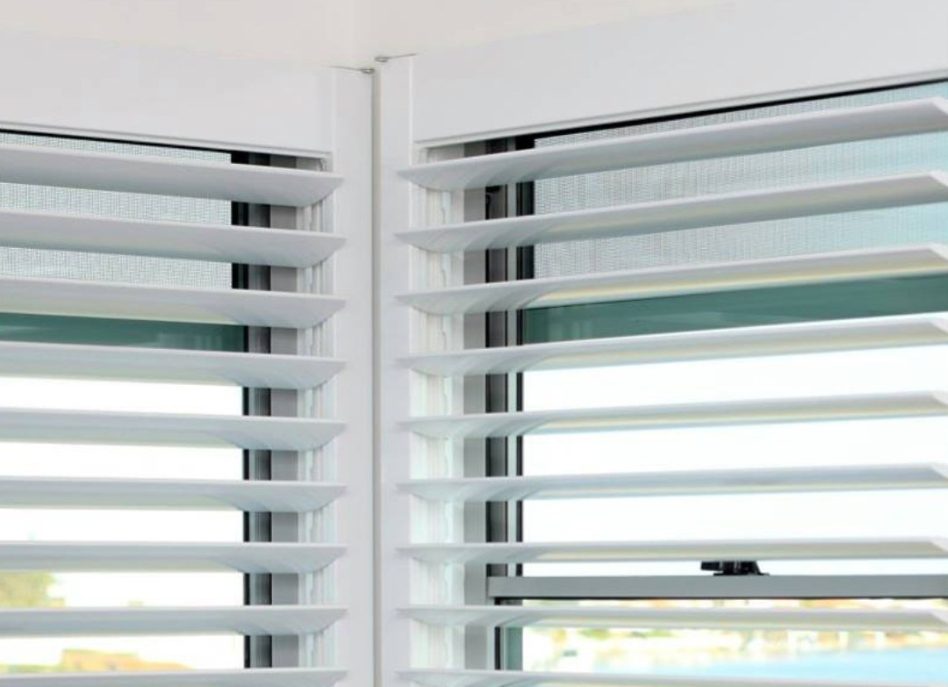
[522,275,948,344]
[0,313,244,351]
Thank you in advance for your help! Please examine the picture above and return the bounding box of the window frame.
[483,78,948,669]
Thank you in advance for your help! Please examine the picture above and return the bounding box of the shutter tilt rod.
[701,560,769,576]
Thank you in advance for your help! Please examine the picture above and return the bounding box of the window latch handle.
[700,560,768,576]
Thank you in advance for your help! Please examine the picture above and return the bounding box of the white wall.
[0,0,362,66]
[359,0,742,62]
[0,0,745,68]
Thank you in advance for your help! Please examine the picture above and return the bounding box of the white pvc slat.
[0,669,345,687]
[0,605,345,636]
[406,391,948,439]
[399,245,948,315]
[0,408,343,450]
[398,172,948,251]
[400,464,948,501]
[403,537,948,565]
[0,541,343,572]
[0,143,341,206]
[0,276,343,328]
[0,340,342,389]
[0,476,343,511]
[400,668,921,687]
[400,98,948,190]
[0,208,344,267]
[402,605,948,632]
[404,314,948,376]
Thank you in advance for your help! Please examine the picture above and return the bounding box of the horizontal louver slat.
[0,476,343,511]
[406,391,948,438]
[398,172,948,251]
[402,537,948,564]
[0,541,342,572]
[0,209,344,267]
[0,276,343,328]
[400,668,921,687]
[0,668,344,687]
[0,341,342,389]
[399,245,948,315]
[401,605,948,631]
[0,605,344,636]
[400,463,948,501]
[404,314,948,375]
[400,98,948,190]
[0,407,342,449]
[0,143,341,206]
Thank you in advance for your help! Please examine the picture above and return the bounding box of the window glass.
[521,599,948,683]
[0,135,244,673]
[517,81,948,681]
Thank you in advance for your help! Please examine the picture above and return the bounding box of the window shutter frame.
[378,2,948,685]
[0,39,373,687]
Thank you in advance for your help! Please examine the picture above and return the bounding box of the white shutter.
[0,45,372,687]
[0,123,362,684]
[381,38,948,683]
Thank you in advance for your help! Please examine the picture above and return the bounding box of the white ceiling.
[0,0,748,68]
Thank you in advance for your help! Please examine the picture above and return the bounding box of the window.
[509,81,948,680]
[394,79,948,684]
[0,132,348,679]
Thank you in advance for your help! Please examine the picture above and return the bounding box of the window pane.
[0,636,242,672]
[522,345,948,575]
[0,134,247,673]
[0,132,231,288]
[521,599,948,684]
[533,81,948,279]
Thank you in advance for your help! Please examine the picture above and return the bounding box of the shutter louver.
[392,94,948,685]
[399,98,948,190]
[0,140,349,684]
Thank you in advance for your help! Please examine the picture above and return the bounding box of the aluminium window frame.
[0,33,374,687]
[491,77,948,608]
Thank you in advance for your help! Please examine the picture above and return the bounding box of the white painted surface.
[0,605,345,636]
[0,275,344,327]
[0,0,738,68]
[397,174,948,252]
[0,210,344,267]
[400,99,948,190]
[0,669,345,687]
[403,315,948,375]
[403,605,948,631]
[400,464,948,501]
[400,245,948,315]
[406,392,948,439]
[0,28,344,154]
[402,668,915,687]
[409,0,948,142]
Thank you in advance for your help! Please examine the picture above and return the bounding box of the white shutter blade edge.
[0,541,344,573]
[398,244,948,315]
[397,172,948,252]
[399,97,948,190]
[400,604,948,632]
[0,275,344,328]
[0,407,343,450]
[0,476,344,511]
[402,314,948,376]
[405,391,948,439]
[0,605,346,636]
[0,340,343,390]
[399,668,928,687]
[399,463,948,501]
[402,537,948,564]
[0,142,342,206]
[0,208,344,268]
[0,668,345,687]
